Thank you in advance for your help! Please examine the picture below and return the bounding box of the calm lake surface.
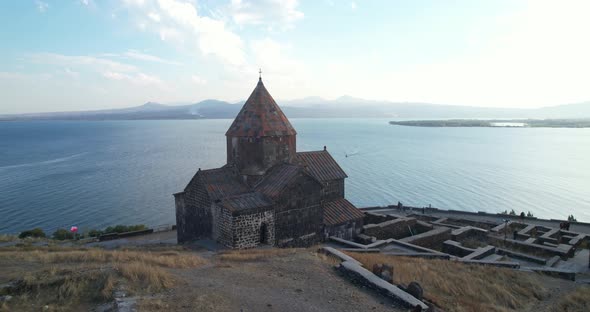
[1,119,589,234]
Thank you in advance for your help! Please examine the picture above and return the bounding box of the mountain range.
[2,98,590,121]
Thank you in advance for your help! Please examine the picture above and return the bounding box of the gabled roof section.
[296,150,348,182]
[226,79,296,137]
[254,163,320,198]
[324,198,364,226]
[254,164,301,198]
[220,192,273,213]
[191,167,250,201]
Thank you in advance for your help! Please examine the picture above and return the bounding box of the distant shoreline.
[389,119,590,128]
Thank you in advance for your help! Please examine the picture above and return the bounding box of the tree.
[509,209,516,215]
[568,215,577,222]
[527,211,534,217]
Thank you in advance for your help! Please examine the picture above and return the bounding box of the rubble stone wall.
[363,218,417,240]
[231,209,275,249]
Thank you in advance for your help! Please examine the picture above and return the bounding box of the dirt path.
[142,251,405,312]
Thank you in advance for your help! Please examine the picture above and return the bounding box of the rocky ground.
[144,250,403,312]
[1,231,589,312]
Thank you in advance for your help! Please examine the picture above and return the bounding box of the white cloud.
[103,71,169,89]
[123,0,246,66]
[123,50,182,65]
[25,52,170,91]
[0,72,52,80]
[36,1,49,12]
[158,27,183,42]
[148,12,161,22]
[227,0,304,30]
[249,38,307,90]
[391,0,590,107]
[191,75,207,85]
[351,1,357,10]
[27,53,138,72]
[124,0,146,6]
[64,68,80,79]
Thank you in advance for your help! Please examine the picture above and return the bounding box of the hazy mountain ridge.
[1,98,590,121]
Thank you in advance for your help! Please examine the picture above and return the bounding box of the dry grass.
[115,261,175,291]
[3,248,205,268]
[346,252,548,312]
[137,298,170,310]
[0,247,206,311]
[553,286,590,312]
[217,248,298,261]
[0,234,18,242]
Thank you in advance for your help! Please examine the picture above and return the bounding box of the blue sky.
[1,0,589,113]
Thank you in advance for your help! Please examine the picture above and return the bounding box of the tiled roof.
[220,192,273,212]
[226,79,297,137]
[197,167,250,200]
[254,164,301,198]
[323,198,364,226]
[296,150,348,181]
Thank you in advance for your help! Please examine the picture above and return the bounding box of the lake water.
[1,119,589,234]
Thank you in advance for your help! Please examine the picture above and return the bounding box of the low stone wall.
[363,212,397,225]
[387,239,450,256]
[443,240,475,257]
[325,220,362,241]
[459,259,520,269]
[363,218,417,240]
[444,218,498,230]
[521,267,576,281]
[319,247,362,265]
[337,260,429,311]
[488,236,574,259]
[451,226,488,241]
[400,227,451,249]
[98,229,154,241]
[496,248,547,265]
[462,245,496,261]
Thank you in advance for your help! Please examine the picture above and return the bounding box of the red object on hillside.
[70,226,78,233]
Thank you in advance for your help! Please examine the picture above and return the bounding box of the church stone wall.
[231,210,275,249]
[274,174,323,247]
[227,135,295,175]
[177,174,212,243]
[322,178,345,201]
[212,204,234,247]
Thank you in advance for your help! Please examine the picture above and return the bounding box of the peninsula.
[389,119,590,128]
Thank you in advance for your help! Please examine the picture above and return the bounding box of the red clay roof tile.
[226,79,296,137]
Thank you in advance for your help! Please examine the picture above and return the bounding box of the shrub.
[527,211,534,217]
[104,224,147,234]
[87,229,104,237]
[53,228,75,240]
[18,228,46,239]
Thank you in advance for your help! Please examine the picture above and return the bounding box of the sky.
[0,0,589,114]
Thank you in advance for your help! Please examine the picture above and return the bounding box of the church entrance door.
[260,222,268,244]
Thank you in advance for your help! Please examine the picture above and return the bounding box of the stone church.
[174,77,364,248]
